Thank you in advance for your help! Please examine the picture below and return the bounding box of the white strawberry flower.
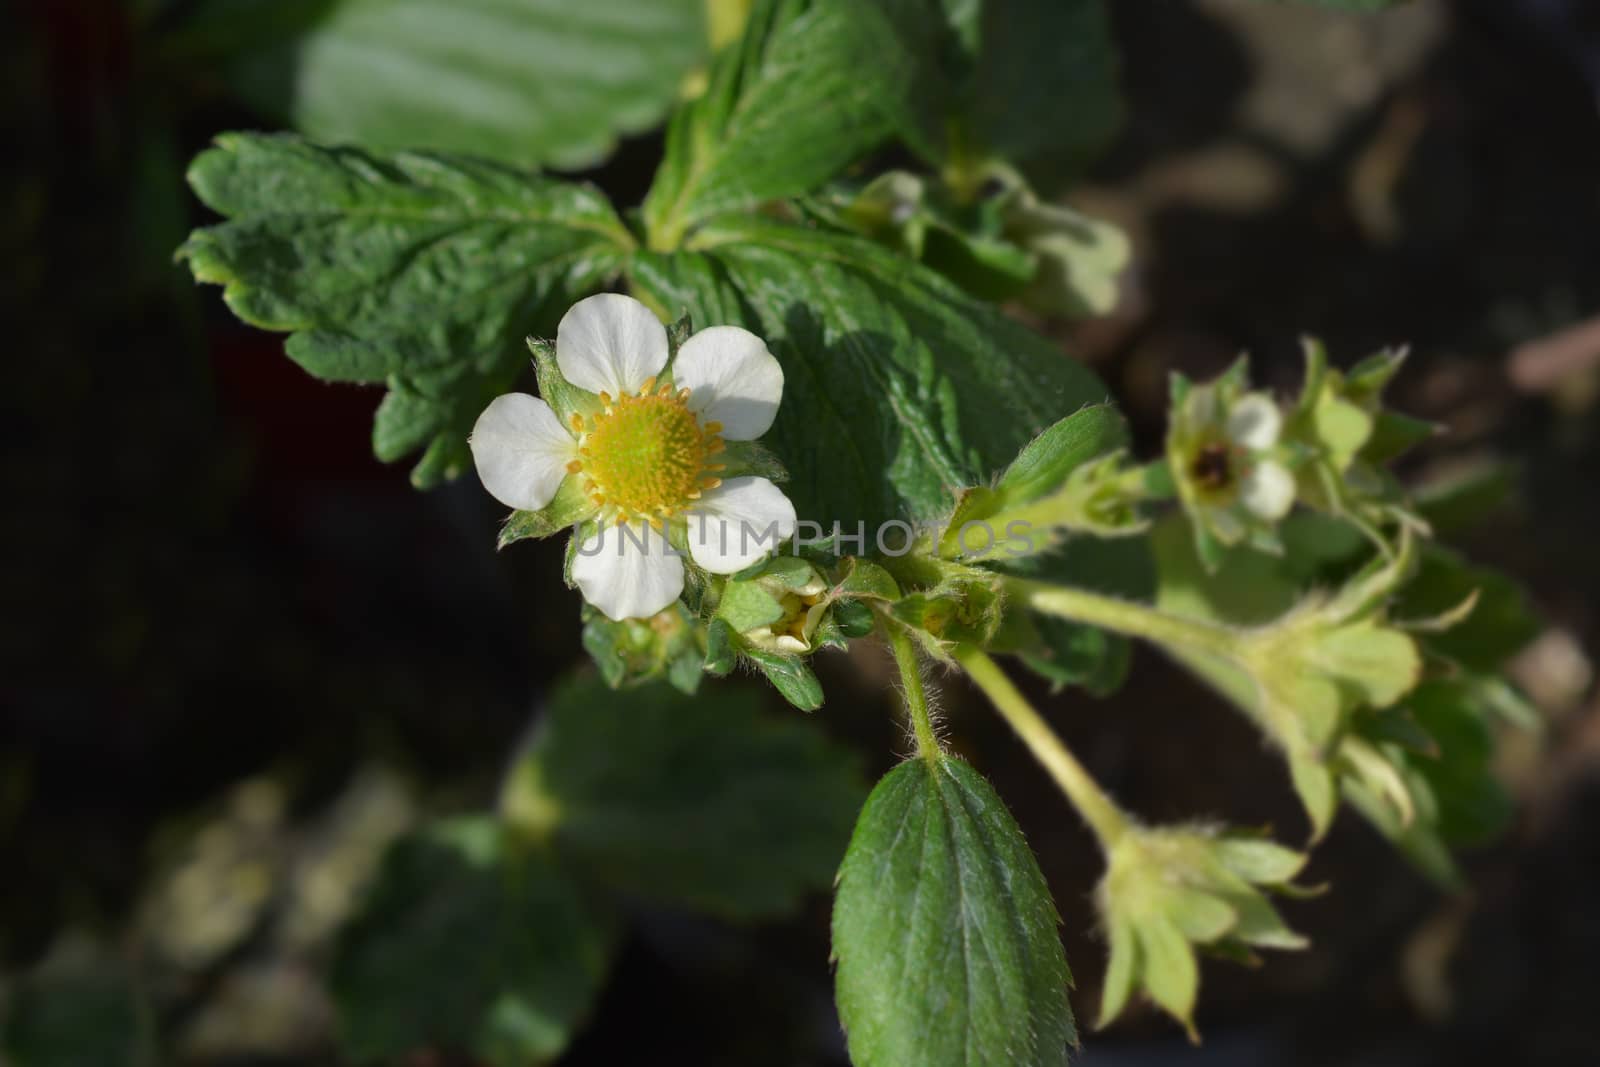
[1225,394,1295,521]
[470,293,797,621]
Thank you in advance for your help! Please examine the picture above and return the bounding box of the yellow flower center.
[570,379,726,526]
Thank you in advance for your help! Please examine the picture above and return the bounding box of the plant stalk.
[1008,578,1243,662]
[955,646,1128,848]
[886,623,941,762]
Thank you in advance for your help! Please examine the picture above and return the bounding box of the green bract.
[1286,340,1434,545]
[1097,826,1310,1038]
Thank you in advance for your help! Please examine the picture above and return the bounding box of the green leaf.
[503,675,864,918]
[187,0,708,171]
[330,817,617,1066]
[643,0,931,246]
[832,756,1076,1067]
[628,216,1113,528]
[181,133,629,484]
[1399,544,1540,673]
[2,954,152,1067]
[993,404,1127,507]
[747,647,827,710]
[1017,612,1130,697]
[921,0,1121,191]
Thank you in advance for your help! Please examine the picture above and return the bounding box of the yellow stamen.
[640,375,657,394]
[566,460,583,474]
[579,380,723,519]
[704,421,723,434]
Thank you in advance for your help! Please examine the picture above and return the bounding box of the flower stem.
[954,646,1128,848]
[1007,578,1244,662]
[886,623,941,762]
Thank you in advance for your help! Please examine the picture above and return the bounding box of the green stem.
[886,624,941,762]
[1008,578,1244,662]
[955,646,1128,848]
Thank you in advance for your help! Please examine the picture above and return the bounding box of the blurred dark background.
[5,0,1600,1064]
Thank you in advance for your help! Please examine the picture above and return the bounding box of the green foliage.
[833,756,1076,1067]
[918,406,1152,694]
[643,0,931,248]
[914,0,1122,193]
[169,3,1536,1057]
[745,646,827,710]
[629,216,1112,528]
[330,817,617,1066]
[181,134,630,484]
[1400,544,1540,673]
[809,170,1129,318]
[1097,826,1309,1037]
[1342,676,1521,887]
[1286,340,1427,539]
[1153,512,1535,869]
[942,404,1147,561]
[502,675,865,918]
[2,955,152,1067]
[580,602,707,694]
[179,0,708,170]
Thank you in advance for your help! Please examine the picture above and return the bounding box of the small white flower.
[1226,393,1294,522]
[1239,459,1295,521]
[470,294,796,621]
[1226,394,1282,452]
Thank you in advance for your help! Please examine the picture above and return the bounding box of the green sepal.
[529,337,601,425]
[719,438,790,482]
[835,557,901,601]
[831,598,876,639]
[499,477,602,549]
[704,619,739,677]
[580,602,706,695]
[746,647,825,711]
[1096,824,1311,1039]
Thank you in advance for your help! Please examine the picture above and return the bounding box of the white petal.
[469,393,575,510]
[1226,393,1282,451]
[556,293,669,397]
[1240,460,1296,521]
[671,326,783,440]
[570,521,684,620]
[686,476,797,573]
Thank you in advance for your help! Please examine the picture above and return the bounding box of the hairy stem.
[887,623,941,762]
[955,646,1128,848]
[1008,578,1244,662]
